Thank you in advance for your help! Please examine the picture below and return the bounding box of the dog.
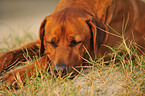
[0,0,145,88]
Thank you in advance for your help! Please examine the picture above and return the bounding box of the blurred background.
[0,0,60,37]
[0,0,145,38]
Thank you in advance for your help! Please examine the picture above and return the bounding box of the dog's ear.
[86,19,108,58]
[39,19,46,56]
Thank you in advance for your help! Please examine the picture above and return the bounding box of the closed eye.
[46,41,57,47]
[70,40,82,47]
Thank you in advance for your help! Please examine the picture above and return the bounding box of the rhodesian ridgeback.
[0,0,145,88]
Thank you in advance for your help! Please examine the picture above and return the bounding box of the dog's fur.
[0,0,145,88]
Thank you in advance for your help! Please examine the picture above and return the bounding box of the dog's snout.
[54,64,68,76]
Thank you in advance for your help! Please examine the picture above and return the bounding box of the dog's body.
[0,0,145,88]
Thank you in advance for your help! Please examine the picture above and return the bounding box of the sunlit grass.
[0,28,144,96]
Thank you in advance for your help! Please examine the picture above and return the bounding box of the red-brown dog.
[0,0,145,88]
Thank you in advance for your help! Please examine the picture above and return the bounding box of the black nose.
[54,64,68,76]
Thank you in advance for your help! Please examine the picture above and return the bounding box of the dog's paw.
[1,72,20,89]
[0,51,16,73]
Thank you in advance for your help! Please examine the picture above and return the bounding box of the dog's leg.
[1,56,48,89]
[0,40,40,73]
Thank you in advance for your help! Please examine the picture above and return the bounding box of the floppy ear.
[86,19,108,58]
[39,19,46,56]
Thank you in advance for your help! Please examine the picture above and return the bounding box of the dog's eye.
[46,37,57,47]
[46,42,57,47]
[51,42,57,47]
[46,41,57,47]
[69,36,82,47]
[70,40,82,47]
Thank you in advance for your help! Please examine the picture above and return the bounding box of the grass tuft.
[0,29,144,96]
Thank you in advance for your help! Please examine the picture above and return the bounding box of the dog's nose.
[54,64,68,76]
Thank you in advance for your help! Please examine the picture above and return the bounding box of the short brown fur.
[0,0,145,88]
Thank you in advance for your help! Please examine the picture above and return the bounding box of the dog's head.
[39,7,107,76]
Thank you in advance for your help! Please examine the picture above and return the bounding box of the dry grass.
[0,27,144,96]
